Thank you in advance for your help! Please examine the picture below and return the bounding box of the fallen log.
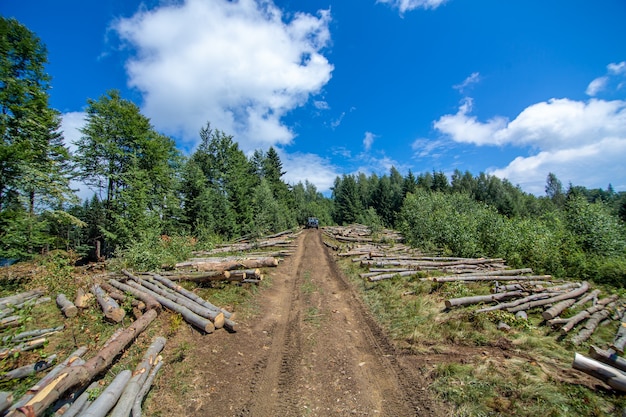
[0,315,21,330]
[80,369,131,417]
[60,380,99,417]
[160,270,231,283]
[132,356,163,417]
[8,346,88,412]
[507,282,590,313]
[131,276,224,329]
[100,282,146,311]
[124,280,214,333]
[107,279,161,312]
[0,289,45,308]
[571,307,614,345]
[0,392,13,414]
[149,273,237,329]
[475,292,560,313]
[1,355,57,381]
[542,299,577,321]
[572,352,626,392]
[2,326,64,344]
[0,337,47,359]
[73,288,92,309]
[194,257,279,272]
[557,296,619,334]
[7,309,157,417]
[56,294,78,318]
[91,284,125,323]
[369,270,419,282]
[572,289,601,309]
[433,275,552,283]
[109,336,166,417]
[445,291,524,309]
[589,345,626,373]
[611,309,626,354]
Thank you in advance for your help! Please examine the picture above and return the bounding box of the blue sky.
[3,0,626,196]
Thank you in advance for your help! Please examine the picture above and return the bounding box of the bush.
[112,232,197,271]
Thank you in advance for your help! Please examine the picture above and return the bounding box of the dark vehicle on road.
[305,217,319,229]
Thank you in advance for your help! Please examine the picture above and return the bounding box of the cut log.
[107,279,161,312]
[91,284,125,323]
[0,289,45,308]
[475,292,560,313]
[132,356,163,417]
[1,355,57,381]
[80,369,131,417]
[73,288,92,309]
[571,307,614,345]
[515,311,528,320]
[507,282,590,313]
[558,296,619,334]
[178,257,279,271]
[0,337,47,359]
[60,380,99,417]
[368,270,419,282]
[0,392,13,414]
[433,275,552,283]
[100,282,146,311]
[572,289,601,308]
[445,291,524,309]
[572,353,626,392]
[157,270,231,283]
[611,309,626,354]
[124,280,214,334]
[8,346,88,412]
[109,336,166,417]
[149,273,237,331]
[56,294,77,318]
[589,345,626,373]
[7,309,157,417]
[2,326,64,344]
[0,315,21,330]
[542,299,576,321]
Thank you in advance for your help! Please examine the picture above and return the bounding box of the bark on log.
[149,273,237,330]
[507,281,589,313]
[0,290,45,308]
[8,346,88,412]
[125,280,214,334]
[369,270,419,282]
[433,275,552,283]
[73,288,92,309]
[589,345,626,373]
[572,353,626,392]
[558,296,619,334]
[80,370,131,417]
[193,257,279,272]
[7,309,157,417]
[0,337,47,359]
[542,299,577,321]
[572,289,601,308]
[100,282,146,311]
[475,292,560,313]
[107,279,161,312]
[445,291,524,308]
[132,356,163,417]
[161,270,231,283]
[1,355,57,381]
[91,284,125,323]
[0,315,21,330]
[2,326,64,344]
[60,380,98,417]
[611,309,626,354]
[131,277,223,329]
[56,294,77,318]
[109,336,166,417]
[571,307,614,345]
[0,392,13,414]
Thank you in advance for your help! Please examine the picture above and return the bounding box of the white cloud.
[433,97,508,145]
[411,138,449,158]
[453,72,480,94]
[434,96,626,193]
[113,0,333,151]
[279,151,339,194]
[586,76,608,96]
[363,131,376,151]
[586,61,626,96]
[60,111,86,151]
[377,0,448,13]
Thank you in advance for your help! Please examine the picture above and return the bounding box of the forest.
[2,17,626,285]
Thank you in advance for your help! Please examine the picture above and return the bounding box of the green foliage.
[111,232,196,271]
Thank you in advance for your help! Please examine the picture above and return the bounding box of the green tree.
[0,17,76,257]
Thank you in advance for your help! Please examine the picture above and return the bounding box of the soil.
[146,229,448,417]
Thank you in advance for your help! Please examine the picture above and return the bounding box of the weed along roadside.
[0,225,625,416]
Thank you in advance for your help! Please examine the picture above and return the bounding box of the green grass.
[338,258,626,416]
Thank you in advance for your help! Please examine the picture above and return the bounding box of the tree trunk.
[541,299,576,321]
[1,355,57,381]
[56,294,77,318]
[572,353,626,392]
[80,370,131,417]
[588,345,626,373]
[507,282,589,313]
[124,280,214,334]
[107,279,161,312]
[7,309,157,417]
[132,357,163,417]
[91,284,125,323]
[445,291,524,308]
[109,336,166,417]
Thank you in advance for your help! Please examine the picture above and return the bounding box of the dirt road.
[150,229,443,416]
